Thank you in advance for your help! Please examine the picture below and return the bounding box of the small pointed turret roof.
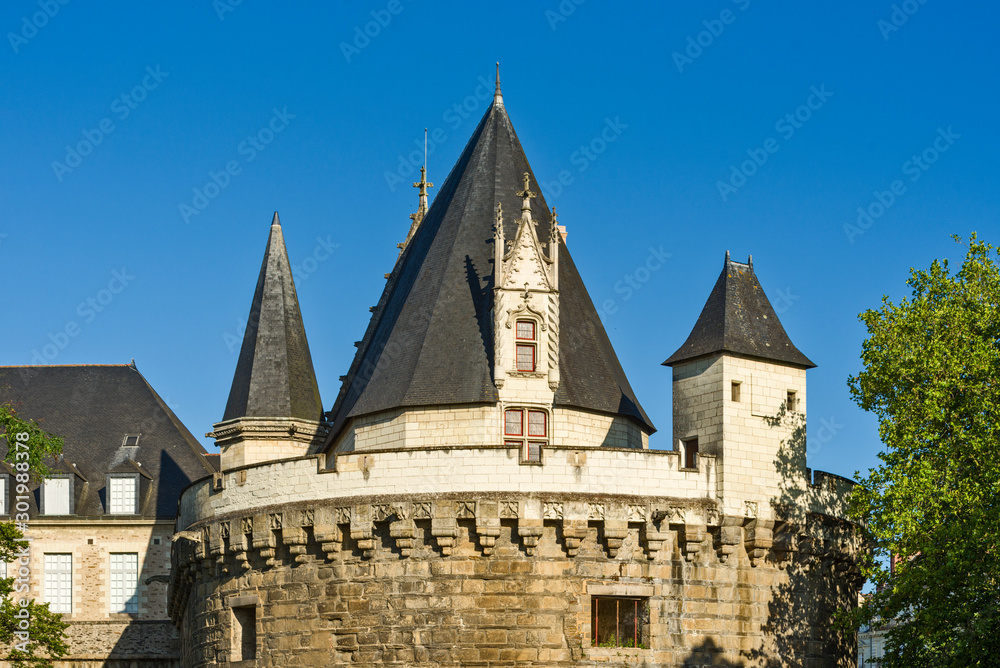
[663,253,815,368]
[323,77,653,444]
[223,213,324,421]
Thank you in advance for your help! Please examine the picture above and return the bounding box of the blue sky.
[2,1,997,483]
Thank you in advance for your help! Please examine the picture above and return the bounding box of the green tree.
[846,235,1000,667]
[0,403,70,668]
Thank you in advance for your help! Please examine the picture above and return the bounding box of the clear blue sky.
[2,2,997,483]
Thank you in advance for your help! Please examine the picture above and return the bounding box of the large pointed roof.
[222,213,324,422]
[323,88,653,443]
[663,254,815,368]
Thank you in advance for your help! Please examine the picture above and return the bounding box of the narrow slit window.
[787,390,797,412]
[232,606,257,661]
[731,381,741,402]
[683,438,699,470]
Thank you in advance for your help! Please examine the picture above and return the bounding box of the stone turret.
[664,252,816,521]
[209,212,327,471]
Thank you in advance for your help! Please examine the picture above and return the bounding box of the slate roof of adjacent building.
[663,254,816,368]
[0,363,217,519]
[321,88,654,446]
[223,213,324,423]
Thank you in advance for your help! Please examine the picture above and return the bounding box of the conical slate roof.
[223,213,324,422]
[663,254,815,368]
[324,93,653,443]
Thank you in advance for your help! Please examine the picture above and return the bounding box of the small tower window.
[505,407,547,463]
[682,438,699,470]
[731,381,741,402]
[786,390,797,412]
[515,320,536,372]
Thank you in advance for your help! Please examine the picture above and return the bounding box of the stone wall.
[7,519,179,666]
[170,495,861,667]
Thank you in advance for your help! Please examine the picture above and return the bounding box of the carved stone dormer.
[493,174,560,396]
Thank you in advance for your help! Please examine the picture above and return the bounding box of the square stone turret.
[664,253,815,520]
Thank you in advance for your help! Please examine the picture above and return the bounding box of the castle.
[168,74,861,666]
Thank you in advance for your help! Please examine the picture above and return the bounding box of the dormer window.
[504,407,547,463]
[122,434,140,447]
[42,477,72,515]
[515,320,536,372]
[108,475,138,515]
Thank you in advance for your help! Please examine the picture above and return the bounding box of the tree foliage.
[846,235,1000,667]
[0,403,70,667]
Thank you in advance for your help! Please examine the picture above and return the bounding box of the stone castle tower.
[169,74,861,667]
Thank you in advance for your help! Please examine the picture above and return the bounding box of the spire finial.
[272,211,280,226]
[516,172,536,220]
[494,61,503,106]
[725,249,730,263]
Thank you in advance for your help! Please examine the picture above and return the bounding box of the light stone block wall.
[221,439,308,470]
[7,520,181,665]
[178,447,718,529]
[672,354,811,520]
[336,405,650,453]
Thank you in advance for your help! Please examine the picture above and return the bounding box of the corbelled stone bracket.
[715,515,744,563]
[744,518,774,567]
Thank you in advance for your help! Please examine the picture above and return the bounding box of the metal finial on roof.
[748,254,753,269]
[725,250,730,263]
[494,62,503,106]
[516,172,535,220]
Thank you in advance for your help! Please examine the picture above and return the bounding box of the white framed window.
[504,407,547,464]
[44,553,72,614]
[108,476,138,515]
[0,475,7,515]
[515,320,537,372]
[122,434,140,447]
[110,553,139,613]
[0,561,7,580]
[42,478,71,515]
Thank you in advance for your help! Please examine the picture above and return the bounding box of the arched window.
[504,407,547,463]
[515,320,536,372]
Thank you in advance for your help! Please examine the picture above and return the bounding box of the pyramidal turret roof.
[323,83,653,443]
[223,213,324,422]
[663,253,815,368]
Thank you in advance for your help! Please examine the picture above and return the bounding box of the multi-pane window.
[515,320,536,372]
[43,478,71,515]
[110,553,139,613]
[44,553,72,614]
[592,596,649,648]
[109,476,137,515]
[505,408,547,463]
[0,476,6,515]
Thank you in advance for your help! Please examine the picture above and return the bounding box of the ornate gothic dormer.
[493,173,560,394]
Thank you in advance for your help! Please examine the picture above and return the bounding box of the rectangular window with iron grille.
[591,596,649,648]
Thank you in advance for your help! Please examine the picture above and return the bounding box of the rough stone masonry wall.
[171,496,861,667]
